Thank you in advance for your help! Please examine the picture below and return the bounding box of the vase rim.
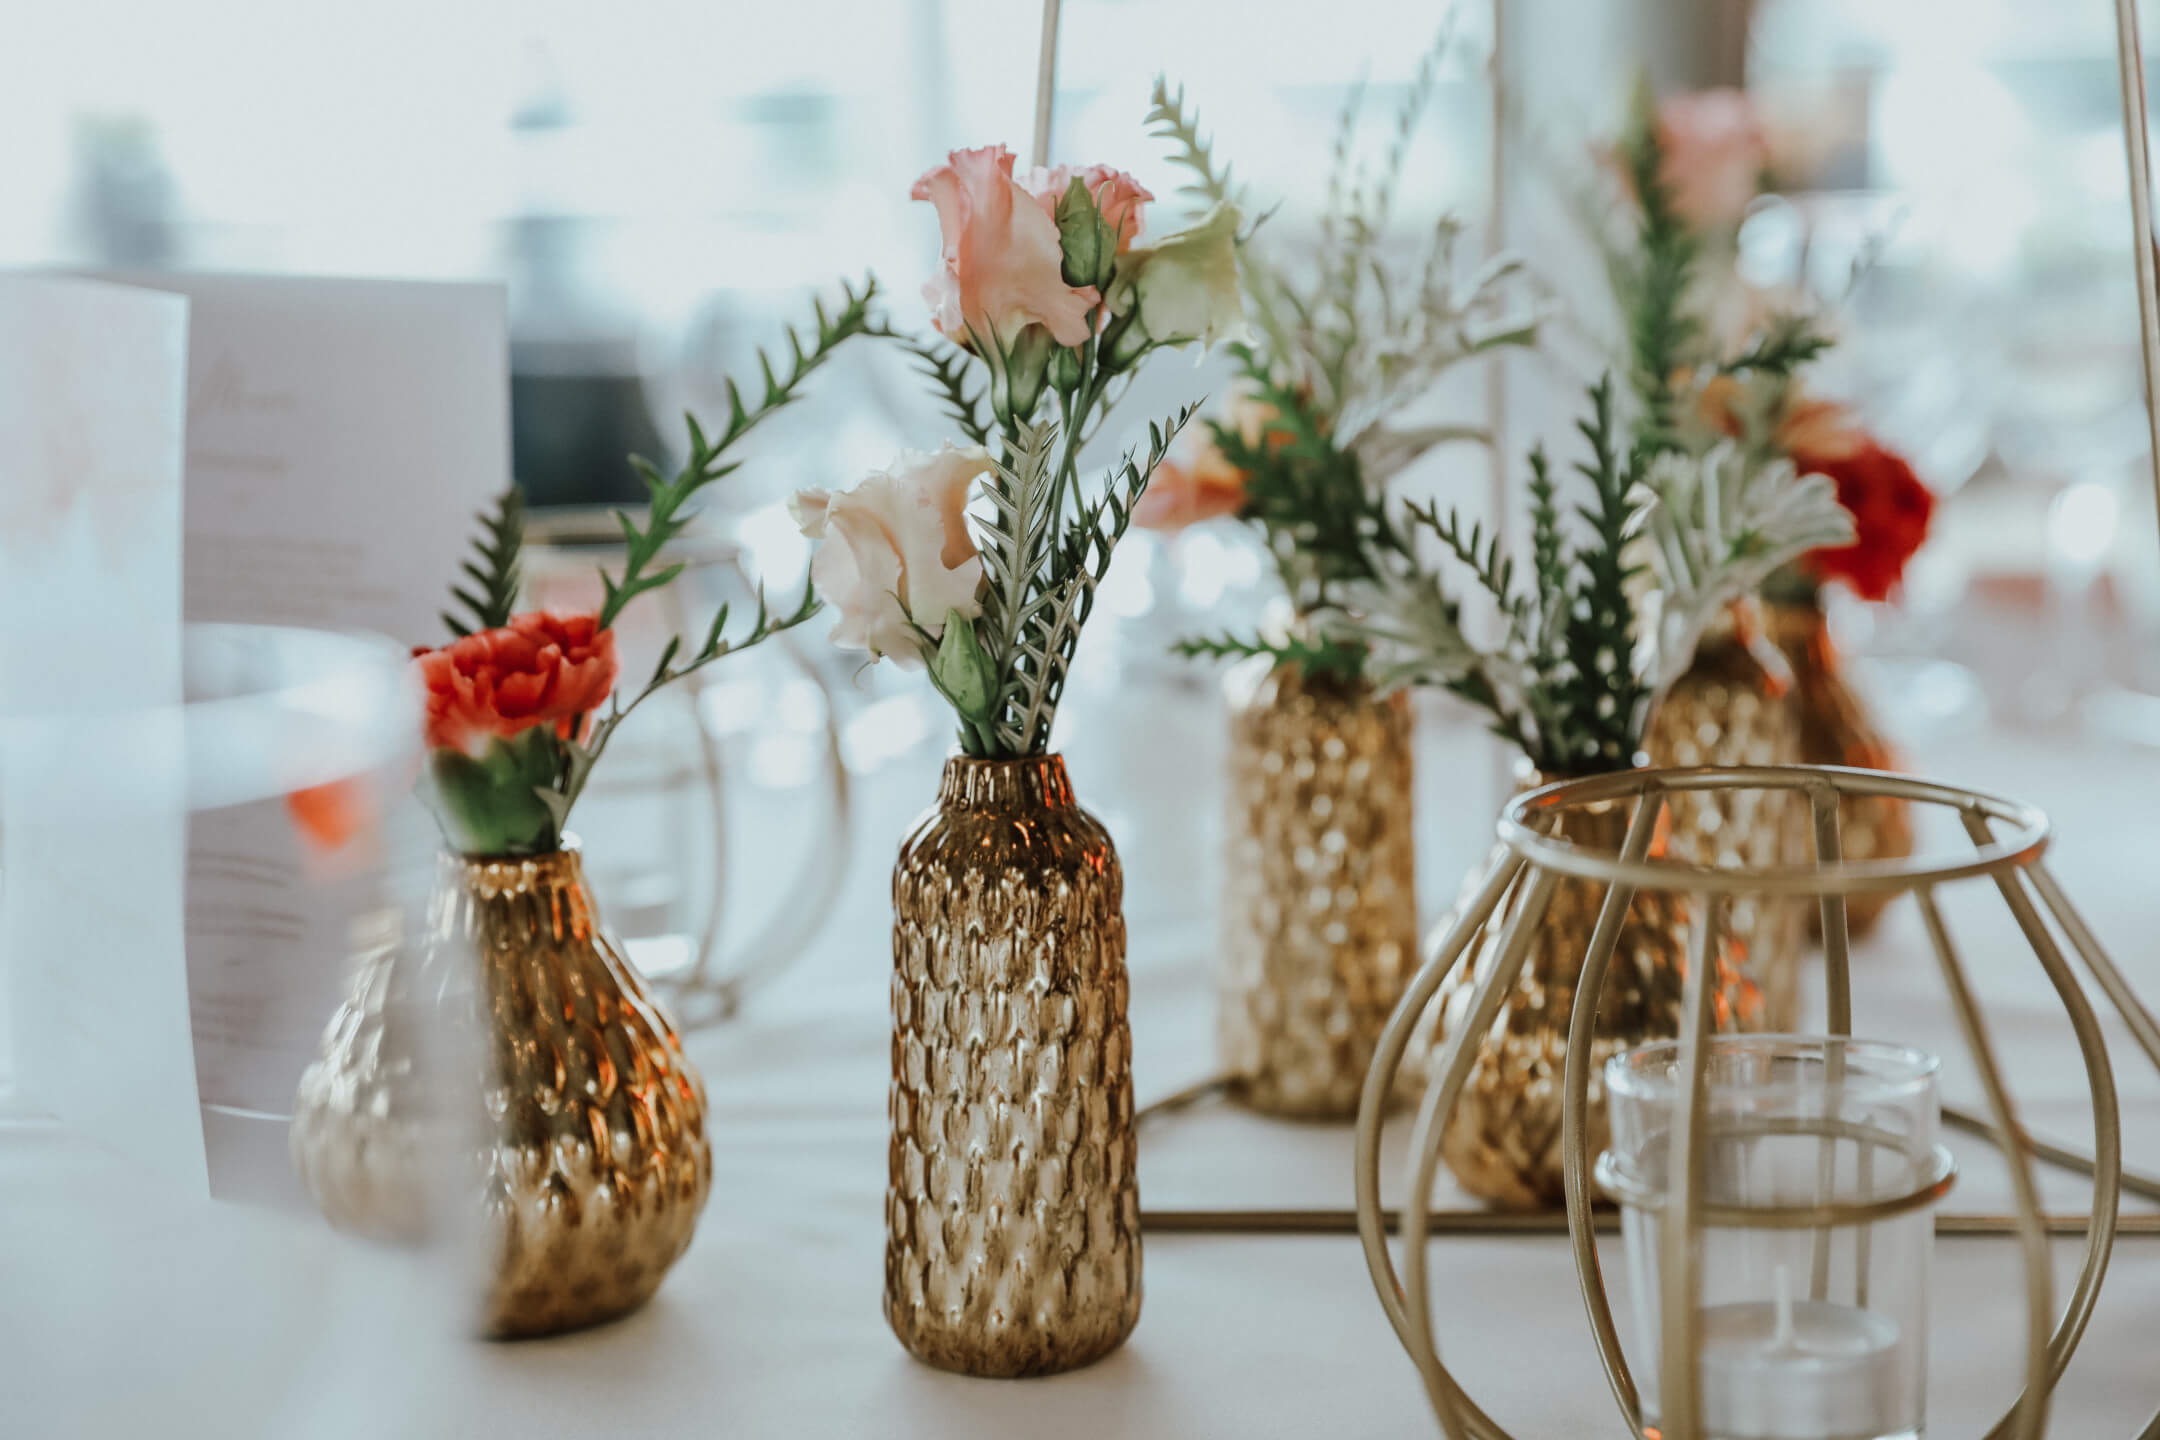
[936,752,1076,809]
[440,839,586,879]
[1511,753,1647,787]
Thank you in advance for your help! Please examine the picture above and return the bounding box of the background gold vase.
[290,845,712,1339]
[1641,626,1808,1029]
[1769,599,1915,936]
[886,755,1140,1378]
[1431,763,1767,1209]
[1218,661,1418,1119]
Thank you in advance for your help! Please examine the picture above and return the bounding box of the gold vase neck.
[937,754,1076,811]
[435,844,595,938]
[1767,599,1835,669]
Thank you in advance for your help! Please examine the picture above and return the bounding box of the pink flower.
[1656,89,1768,229]
[1022,163,1153,252]
[912,145,1099,350]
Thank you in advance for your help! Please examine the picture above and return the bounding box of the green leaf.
[422,731,563,856]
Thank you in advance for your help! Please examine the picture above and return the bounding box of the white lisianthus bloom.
[789,445,992,668]
[1118,202,1252,353]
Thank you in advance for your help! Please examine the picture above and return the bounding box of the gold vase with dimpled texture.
[291,844,711,1338]
[1768,599,1914,936]
[1641,624,1809,1030]
[1218,660,1418,1119]
[885,755,1141,1377]
[1431,762,1767,1209]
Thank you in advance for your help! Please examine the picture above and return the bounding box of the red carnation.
[1793,438,1934,603]
[415,611,617,754]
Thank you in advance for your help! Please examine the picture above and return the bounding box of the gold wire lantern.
[1354,764,2160,1440]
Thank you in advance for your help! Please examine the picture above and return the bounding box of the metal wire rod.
[1138,1207,2160,1238]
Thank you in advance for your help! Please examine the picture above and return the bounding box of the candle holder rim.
[1594,1137,1958,1230]
[1497,763,2049,897]
[1604,1032,1941,1105]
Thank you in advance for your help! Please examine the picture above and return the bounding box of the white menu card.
[134,272,507,1201]
[0,274,199,1188]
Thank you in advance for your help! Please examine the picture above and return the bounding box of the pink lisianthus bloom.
[1022,163,1153,253]
[912,145,1100,350]
[1655,88,1769,229]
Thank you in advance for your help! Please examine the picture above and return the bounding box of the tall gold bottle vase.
[291,845,712,1338]
[1432,764,1766,1210]
[1218,661,1418,1119]
[886,755,1141,1377]
[1641,629,1809,1030]
[1769,600,1915,936]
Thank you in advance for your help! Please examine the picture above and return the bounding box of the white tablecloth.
[9,682,2160,1439]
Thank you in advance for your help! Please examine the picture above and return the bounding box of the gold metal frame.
[1354,764,2160,1440]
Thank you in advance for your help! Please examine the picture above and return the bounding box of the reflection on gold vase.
[1642,625,1809,1029]
[886,755,1140,1377]
[1769,600,1915,936]
[1218,660,1418,1119]
[1430,762,1766,1210]
[290,844,711,1339]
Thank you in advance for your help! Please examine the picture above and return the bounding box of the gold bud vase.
[1641,627,1809,1030]
[1431,762,1768,1210]
[1769,599,1915,936]
[886,755,1141,1377]
[290,844,712,1339]
[1218,660,1418,1119]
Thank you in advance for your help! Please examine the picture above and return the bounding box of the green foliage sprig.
[1326,376,1649,774]
[544,578,819,827]
[443,488,523,638]
[1613,86,1701,460]
[601,276,879,631]
[1150,33,1539,683]
[955,408,1194,756]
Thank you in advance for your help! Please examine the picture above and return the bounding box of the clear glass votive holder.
[1598,1036,1950,1440]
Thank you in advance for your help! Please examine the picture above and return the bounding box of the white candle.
[1692,1267,1912,1440]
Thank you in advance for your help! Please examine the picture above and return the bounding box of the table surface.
[9,676,2160,1440]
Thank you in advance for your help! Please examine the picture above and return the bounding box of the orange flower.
[1132,446,1249,531]
[1695,376,1867,461]
[1132,387,1284,532]
[415,611,617,755]
[285,777,373,853]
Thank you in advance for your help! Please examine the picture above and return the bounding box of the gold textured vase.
[1432,763,1766,1210]
[1218,661,1418,1119]
[290,844,712,1338]
[886,755,1140,1377]
[1641,624,1808,1030]
[1770,600,1915,936]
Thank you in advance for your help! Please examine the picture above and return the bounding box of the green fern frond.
[1616,86,1701,459]
[1146,77,1243,211]
[1172,629,1367,679]
[600,275,878,631]
[875,327,990,448]
[442,487,524,638]
[1719,311,1832,380]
